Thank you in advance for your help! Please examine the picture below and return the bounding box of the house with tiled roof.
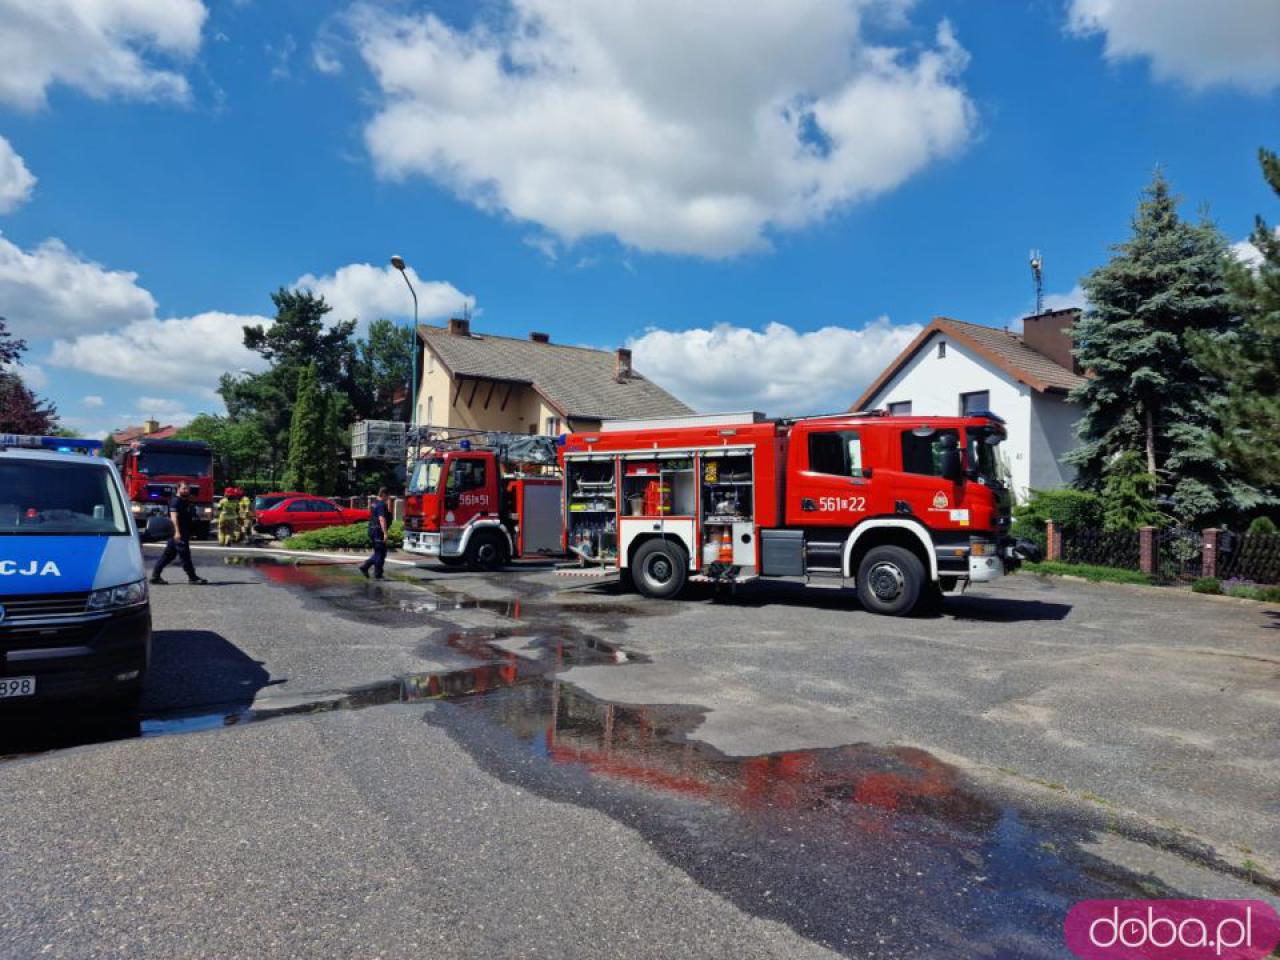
[111,419,180,444]
[414,318,693,436]
[852,309,1086,499]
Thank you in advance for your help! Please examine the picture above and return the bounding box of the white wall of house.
[1028,392,1078,490]
[868,333,1042,498]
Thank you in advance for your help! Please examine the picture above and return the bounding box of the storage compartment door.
[760,528,804,576]
[521,483,564,554]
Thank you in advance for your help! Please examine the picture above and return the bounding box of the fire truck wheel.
[856,545,924,616]
[632,539,688,599]
[438,556,466,567]
[465,531,509,571]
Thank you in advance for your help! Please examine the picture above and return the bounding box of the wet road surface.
[0,553,1276,958]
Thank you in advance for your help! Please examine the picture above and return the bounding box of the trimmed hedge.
[283,521,404,552]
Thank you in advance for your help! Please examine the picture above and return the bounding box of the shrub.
[1190,577,1222,594]
[1247,516,1278,536]
[1020,560,1153,585]
[284,521,404,552]
[1012,489,1105,545]
[1221,578,1280,603]
[1100,451,1163,531]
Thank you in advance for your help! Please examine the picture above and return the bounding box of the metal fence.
[1061,529,1140,568]
[1219,533,1280,585]
[1156,527,1203,582]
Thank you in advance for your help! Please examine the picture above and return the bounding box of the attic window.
[937,341,946,359]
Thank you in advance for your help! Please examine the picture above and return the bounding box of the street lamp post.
[390,255,419,431]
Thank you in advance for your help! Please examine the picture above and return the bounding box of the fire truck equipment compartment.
[761,529,805,577]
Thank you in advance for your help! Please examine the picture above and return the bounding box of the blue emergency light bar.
[0,434,104,455]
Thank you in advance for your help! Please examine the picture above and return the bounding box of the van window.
[901,429,960,476]
[0,460,127,535]
[808,431,862,477]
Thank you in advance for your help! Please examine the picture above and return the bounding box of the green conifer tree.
[1192,147,1280,499]
[283,363,329,493]
[1066,171,1256,523]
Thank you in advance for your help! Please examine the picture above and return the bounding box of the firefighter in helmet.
[216,488,239,546]
[238,494,255,543]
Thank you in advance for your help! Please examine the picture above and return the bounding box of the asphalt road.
[0,548,1276,959]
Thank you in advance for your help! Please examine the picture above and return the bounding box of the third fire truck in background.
[403,412,1035,616]
[114,437,216,539]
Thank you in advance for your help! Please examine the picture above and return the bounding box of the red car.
[254,494,370,540]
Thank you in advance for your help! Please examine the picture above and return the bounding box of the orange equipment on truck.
[402,430,563,570]
[558,411,1038,616]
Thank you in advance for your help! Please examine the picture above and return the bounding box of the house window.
[959,390,990,415]
[427,351,435,374]
[807,431,862,477]
[937,341,946,359]
[901,429,961,476]
[887,400,912,416]
[544,416,562,436]
[426,396,434,426]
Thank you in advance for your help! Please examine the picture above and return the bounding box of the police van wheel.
[273,524,293,541]
[465,532,508,572]
[856,545,923,616]
[100,684,144,716]
[632,539,688,600]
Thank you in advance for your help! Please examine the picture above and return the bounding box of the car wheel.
[465,531,509,571]
[856,545,924,616]
[274,524,293,541]
[632,539,688,600]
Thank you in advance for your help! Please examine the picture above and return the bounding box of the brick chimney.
[448,317,471,336]
[615,347,633,381]
[529,331,550,343]
[143,418,160,435]
[1021,308,1081,375]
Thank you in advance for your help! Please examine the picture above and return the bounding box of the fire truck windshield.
[137,451,211,476]
[966,428,1006,484]
[409,458,444,494]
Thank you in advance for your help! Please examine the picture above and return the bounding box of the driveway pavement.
[0,550,1275,959]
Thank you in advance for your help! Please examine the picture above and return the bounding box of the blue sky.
[0,0,1277,435]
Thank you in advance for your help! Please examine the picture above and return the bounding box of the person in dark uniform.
[151,482,208,585]
[359,487,390,580]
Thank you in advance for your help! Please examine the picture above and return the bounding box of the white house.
[853,310,1085,500]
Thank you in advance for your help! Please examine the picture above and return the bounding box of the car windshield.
[966,427,1007,484]
[409,458,444,494]
[0,459,128,535]
[254,495,288,511]
[138,451,211,476]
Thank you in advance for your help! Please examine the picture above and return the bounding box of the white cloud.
[127,396,196,428]
[49,310,270,395]
[629,317,921,416]
[353,0,974,258]
[1043,284,1088,313]
[82,394,104,407]
[1231,228,1278,268]
[294,261,474,325]
[0,0,208,110]
[0,231,157,338]
[16,362,47,390]
[1066,0,1280,93]
[312,42,342,75]
[0,136,36,213]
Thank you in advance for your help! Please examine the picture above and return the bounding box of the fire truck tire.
[438,556,466,567]
[465,531,509,571]
[855,545,924,616]
[632,539,688,600]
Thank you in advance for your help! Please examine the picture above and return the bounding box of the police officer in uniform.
[359,487,390,580]
[151,482,209,585]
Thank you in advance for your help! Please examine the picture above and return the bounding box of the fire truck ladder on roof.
[407,425,560,470]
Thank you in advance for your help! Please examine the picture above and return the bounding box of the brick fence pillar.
[1201,528,1220,579]
[1139,526,1157,575]
[1045,519,1062,561]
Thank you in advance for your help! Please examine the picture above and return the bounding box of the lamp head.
[390,254,406,272]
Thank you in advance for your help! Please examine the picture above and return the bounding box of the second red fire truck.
[403,411,1034,615]
[114,437,216,539]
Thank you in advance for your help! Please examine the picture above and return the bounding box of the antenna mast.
[1029,249,1044,315]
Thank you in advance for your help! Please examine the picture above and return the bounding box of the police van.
[0,434,151,710]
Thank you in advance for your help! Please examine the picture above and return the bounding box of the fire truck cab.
[561,411,1032,616]
[402,433,563,570]
[115,438,216,540]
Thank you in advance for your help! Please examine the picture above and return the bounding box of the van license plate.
[0,677,36,698]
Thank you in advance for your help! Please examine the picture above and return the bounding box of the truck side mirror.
[939,436,962,481]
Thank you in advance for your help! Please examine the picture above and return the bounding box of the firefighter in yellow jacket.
[238,495,254,543]
[216,490,239,546]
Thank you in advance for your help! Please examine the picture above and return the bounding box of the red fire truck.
[404,412,1033,615]
[558,411,1033,615]
[114,437,216,539]
[402,432,564,570]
